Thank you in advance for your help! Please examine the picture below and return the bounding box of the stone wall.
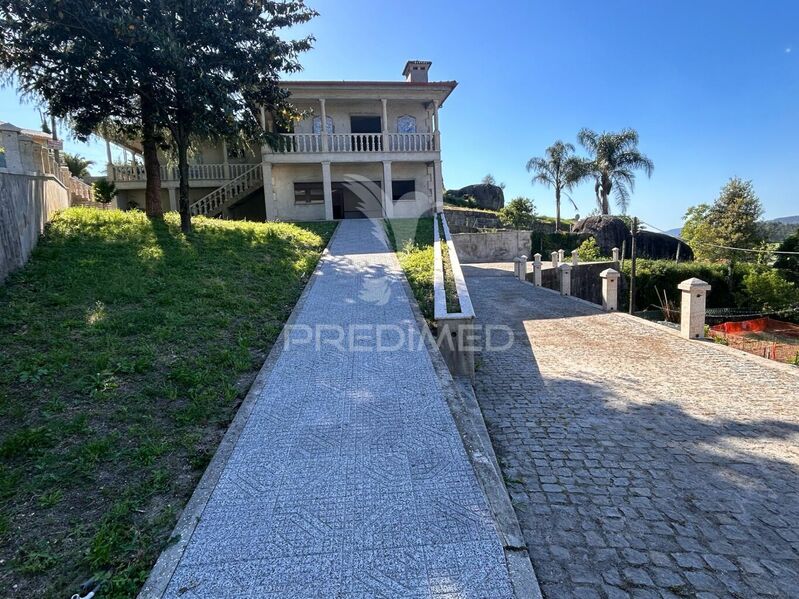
[0,172,69,282]
[535,261,618,305]
[452,230,534,263]
[445,208,556,234]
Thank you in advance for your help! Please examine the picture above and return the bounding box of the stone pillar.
[382,160,394,218]
[533,253,542,286]
[319,98,329,152]
[168,188,177,212]
[432,159,444,213]
[381,98,389,151]
[513,257,522,280]
[261,161,275,221]
[321,160,333,221]
[551,251,559,268]
[18,136,34,172]
[222,139,230,179]
[518,255,528,281]
[105,138,115,181]
[572,250,579,266]
[0,123,23,172]
[558,249,565,263]
[432,100,441,151]
[599,268,620,312]
[559,263,572,296]
[678,278,711,339]
[612,247,620,262]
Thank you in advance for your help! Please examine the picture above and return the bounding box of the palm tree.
[63,153,94,179]
[577,128,654,214]
[526,141,587,231]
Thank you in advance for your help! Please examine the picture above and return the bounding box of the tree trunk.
[554,187,561,232]
[177,136,191,233]
[141,95,163,219]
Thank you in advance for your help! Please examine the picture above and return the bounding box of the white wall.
[291,100,432,135]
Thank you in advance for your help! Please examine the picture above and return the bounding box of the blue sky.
[2,0,797,228]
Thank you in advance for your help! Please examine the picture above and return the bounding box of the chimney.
[403,60,432,83]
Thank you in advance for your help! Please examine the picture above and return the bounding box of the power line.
[639,220,799,255]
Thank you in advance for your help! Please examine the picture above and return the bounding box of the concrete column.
[0,123,23,172]
[105,138,114,181]
[551,251,559,268]
[558,249,565,263]
[599,268,620,312]
[533,253,542,286]
[222,139,230,179]
[381,98,389,151]
[321,161,333,221]
[612,247,620,262]
[262,161,275,221]
[433,159,444,213]
[572,250,579,266]
[382,160,394,218]
[168,188,177,212]
[260,106,267,131]
[559,263,572,296]
[518,255,528,281]
[678,278,711,339]
[432,100,441,150]
[319,98,328,152]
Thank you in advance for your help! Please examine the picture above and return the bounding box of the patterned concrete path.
[157,220,514,598]
[464,264,799,599]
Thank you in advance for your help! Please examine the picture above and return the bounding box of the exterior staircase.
[189,163,263,217]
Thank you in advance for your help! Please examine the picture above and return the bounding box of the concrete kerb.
[394,259,543,599]
[137,222,344,599]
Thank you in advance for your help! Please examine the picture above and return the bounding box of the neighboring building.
[106,60,456,220]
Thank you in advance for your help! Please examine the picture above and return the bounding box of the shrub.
[741,269,799,310]
[92,179,118,204]
[575,237,604,261]
[530,231,585,256]
[498,197,535,230]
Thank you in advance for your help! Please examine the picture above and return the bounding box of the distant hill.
[665,227,682,237]
[662,216,797,243]
[769,215,799,225]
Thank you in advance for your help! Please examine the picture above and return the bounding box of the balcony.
[110,163,259,184]
[264,132,437,158]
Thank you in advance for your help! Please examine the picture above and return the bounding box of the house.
[107,60,457,221]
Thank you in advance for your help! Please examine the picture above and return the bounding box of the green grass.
[385,217,460,320]
[0,208,336,598]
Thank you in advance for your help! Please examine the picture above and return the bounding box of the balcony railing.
[111,163,258,183]
[266,132,436,154]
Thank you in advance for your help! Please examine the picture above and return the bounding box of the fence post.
[678,278,711,339]
[572,250,579,266]
[599,268,620,312]
[558,248,565,263]
[612,247,620,262]
[533,253,542,286]
[513,256,521,279]
[551,251,559,268]
[518,255,527,281]
[559,263,571,296]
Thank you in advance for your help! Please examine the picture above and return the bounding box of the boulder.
[447,184,505,210]
[572,215,694,260]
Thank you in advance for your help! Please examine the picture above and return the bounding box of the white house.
[108,60,457,221]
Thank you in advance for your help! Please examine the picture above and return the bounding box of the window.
[294,182,325,204]
[312,116,334,134]
[392,180,416,202]
[396,115,416,133]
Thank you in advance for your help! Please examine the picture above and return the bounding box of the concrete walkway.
[464,264,799,599]
[154,220,514,598]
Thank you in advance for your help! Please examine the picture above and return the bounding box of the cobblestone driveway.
[465,264,799,599]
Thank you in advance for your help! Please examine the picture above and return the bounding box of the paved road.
[159,221,515,598]
[465,263,799,599]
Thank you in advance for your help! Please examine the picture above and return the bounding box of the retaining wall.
[534,261,618,305]
[452,229,534,263]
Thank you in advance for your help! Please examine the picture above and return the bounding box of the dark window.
[0,150,5,168]
[350,116,382,133]
[294,182,324,204]
[392,180,415,202]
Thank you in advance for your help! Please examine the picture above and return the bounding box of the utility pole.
[629,217,639,315]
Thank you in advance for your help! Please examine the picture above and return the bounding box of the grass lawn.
[0,208,336,598]
[385,217,460,320]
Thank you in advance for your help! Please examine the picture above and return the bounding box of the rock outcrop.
[447,184,505,210]
[572,215,694,260]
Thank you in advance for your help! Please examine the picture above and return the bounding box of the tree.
[92,179,118,206]
[526,140,588,231]
[774,229,799,283]
[481,173,506,189]
[63,153,94,179]
[577,128,654,214]
[148,0,316,232]
[680,178,765,262]
[499,197,536,229]
[0,0,165,218]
